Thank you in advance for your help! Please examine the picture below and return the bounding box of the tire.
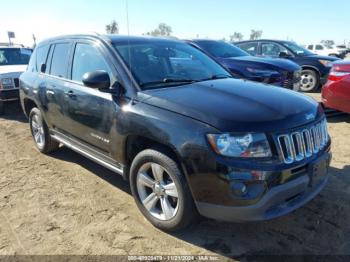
[130,149,197,232]
[300,69,320,92]
[0,101,4,115]
[29,107,60,154]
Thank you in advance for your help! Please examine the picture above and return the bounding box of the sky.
[1,0,349,47]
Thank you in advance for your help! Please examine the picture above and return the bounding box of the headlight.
[246,68,280,76]
[207,133,272,158]
[319,60,333,67]
[1,78,13,86]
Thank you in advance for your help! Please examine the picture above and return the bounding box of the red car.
[322,61,350,113]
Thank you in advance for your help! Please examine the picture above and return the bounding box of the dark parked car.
[20,35,331,231]
[236,40,340,92]
[186,40,301,91]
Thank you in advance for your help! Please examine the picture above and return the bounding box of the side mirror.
[40,63,46,73]
[279,51,290,58]
[99,81,123,96]
[82,70,110,89]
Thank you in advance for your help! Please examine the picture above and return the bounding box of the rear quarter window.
[36,45,50,72]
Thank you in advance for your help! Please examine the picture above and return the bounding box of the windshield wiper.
[140,78,197,89]
[199,74,233,82]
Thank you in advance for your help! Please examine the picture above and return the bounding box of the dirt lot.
[0,98,349,260]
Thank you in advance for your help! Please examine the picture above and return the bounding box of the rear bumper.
[0,89,20,102]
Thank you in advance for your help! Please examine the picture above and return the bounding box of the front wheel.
[130,149,197,232]
[300,69,319,92]
[29,108,60,154]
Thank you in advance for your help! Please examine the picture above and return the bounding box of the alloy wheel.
[31,114,45,148]
[136,162,179,221]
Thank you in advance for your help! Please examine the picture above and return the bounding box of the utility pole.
[32,34,37,48]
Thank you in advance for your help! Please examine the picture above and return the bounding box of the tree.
[147,23,173,37]
[230,32,244,42]
[250,30,263,40]
[106,20,119,34]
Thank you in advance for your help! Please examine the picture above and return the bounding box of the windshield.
[196,41,249,58]
[113,41,231,90]
[0,48,32,66]
[282,42,314,56]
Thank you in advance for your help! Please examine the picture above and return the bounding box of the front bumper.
[194,152,331,222]
[196,175,328,222]
[0,89,20,102]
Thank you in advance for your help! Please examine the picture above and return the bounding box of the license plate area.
[308,154,330,187]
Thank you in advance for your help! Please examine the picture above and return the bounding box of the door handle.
[65,90,76,98]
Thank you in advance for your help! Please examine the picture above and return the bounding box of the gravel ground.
[0,98,349,260]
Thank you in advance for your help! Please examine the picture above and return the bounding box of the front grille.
[14,78,19,88]
[277,119,329,164]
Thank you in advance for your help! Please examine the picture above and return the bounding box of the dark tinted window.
[316,45,324,50]
[35,45,50,72]
[261,42,290,57]
[237,42,259,55]
[0,48,32,66]
[195,41,249,58]
[71,43,110,82]
[308,45,313,50]
[50,43,71,78]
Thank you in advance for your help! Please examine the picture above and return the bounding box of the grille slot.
[277,119,329,164]
[14,78,19,88]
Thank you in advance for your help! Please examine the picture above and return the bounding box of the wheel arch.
[23,98,38,118]
[123,135,187,182]
[301,65,321,77]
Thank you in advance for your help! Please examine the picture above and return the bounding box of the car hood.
[139,79,322,132]
[0,65,27,75]
[221,56,300,71]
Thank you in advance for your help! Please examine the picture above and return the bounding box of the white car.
[306,43,342,58]
[0,45,32,115]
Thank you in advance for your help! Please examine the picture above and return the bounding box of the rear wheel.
[300,69,319,92]
[130,149,197,232]
[29,108,60,153]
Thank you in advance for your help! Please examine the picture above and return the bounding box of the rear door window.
[316,45,324,50]
[308,45,314,50]
[238,42,258,55]
[50,43,71,78]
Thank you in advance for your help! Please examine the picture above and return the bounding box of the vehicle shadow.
[0,100,27,123]
[326,113,350,123]
[49,147,131,195]
[48,146,350,259]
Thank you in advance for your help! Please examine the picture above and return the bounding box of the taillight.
[328,68,350,81]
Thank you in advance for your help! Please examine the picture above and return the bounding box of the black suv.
[20,35,331,231]
[236,40,340,92]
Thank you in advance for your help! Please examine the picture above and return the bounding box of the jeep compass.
[20,35,331,231]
